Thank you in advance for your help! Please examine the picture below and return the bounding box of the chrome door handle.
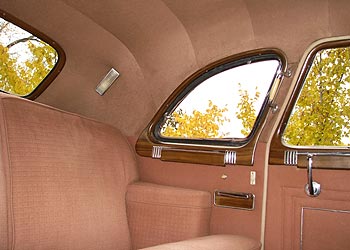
[216,191,250,199]
[304,154,321,197]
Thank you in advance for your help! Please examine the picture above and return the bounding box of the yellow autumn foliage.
[162,100,229,138]
[283,47,350,146]
[236,83,260,137]
[0,20,57,96]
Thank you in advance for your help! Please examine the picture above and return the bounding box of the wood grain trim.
[269,38,350,169]
[136,48,287,166]
[297,155,350,170]
[269,128,350,169]
[136,129,259,166]
[161,149,225,166]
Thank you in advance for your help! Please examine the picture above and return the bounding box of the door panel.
[265,163,350,250]
[265,37,350,250]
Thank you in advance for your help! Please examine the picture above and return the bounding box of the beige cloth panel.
[126,182,211,249]
[140,235,261,250]
[0,93,138,250]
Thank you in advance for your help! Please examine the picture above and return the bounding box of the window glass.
[159,59,280,140]
[0,17,58,96]
[283,47,350,147]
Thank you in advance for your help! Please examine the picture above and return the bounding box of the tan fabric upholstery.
[127,182,211,249]
[0,93,261,250]
[0,93,138,250]
[140,235,261,250]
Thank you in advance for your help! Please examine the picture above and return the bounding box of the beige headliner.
[2,0,350,138]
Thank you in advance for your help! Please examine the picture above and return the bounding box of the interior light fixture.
[95,68,120,95]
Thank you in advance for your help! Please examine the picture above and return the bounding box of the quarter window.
[156,56,282,145]
[136,49,286,166]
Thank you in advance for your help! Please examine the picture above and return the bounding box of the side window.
[137,49,286,166]
[283,47,350,147]
[159,60,280,141]
[0,10,64,99]
[269,38,350,169]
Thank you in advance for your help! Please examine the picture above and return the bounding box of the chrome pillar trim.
[284,150,298,165]
[269,102,279,113]
[152,146,162,159]
[276,68,292,79]
[283,68,292,77]
[224,150,236,165]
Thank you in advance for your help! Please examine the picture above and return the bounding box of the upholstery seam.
[2,95,118,131]
[126,200,211,209]
[130,182,210,194]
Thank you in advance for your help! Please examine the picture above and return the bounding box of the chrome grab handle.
[216,191,250,199]
[304,154,321,197]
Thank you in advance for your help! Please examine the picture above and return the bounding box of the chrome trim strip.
[152,146,162,159]
[284,150,298,165]
[224,150,236,165]
[216,191,250,199]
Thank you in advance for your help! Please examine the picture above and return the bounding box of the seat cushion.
[139,235,261,250]
[127,182,212,249]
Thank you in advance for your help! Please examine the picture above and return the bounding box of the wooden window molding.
[137,49,287,166]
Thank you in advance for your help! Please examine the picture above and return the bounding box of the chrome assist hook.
[304,154,321,197]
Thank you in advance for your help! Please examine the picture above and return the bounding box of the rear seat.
[0,93,261,250]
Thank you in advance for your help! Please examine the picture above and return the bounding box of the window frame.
[0,9,65,100]
[155,53,283,147]
[137,49,287,166]
[269,37,350,169]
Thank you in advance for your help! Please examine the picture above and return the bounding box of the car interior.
[1,1,350,250]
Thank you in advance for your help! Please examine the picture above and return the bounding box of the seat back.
[0,93,138,250]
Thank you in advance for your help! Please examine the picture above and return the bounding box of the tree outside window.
[0,17,58,96]
[160,47,350,147]
[283,47,350,147]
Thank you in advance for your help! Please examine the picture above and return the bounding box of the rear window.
[0,11,64,99]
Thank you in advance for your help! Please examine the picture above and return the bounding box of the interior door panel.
[265,165,350,250]
[265,37,350,250]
